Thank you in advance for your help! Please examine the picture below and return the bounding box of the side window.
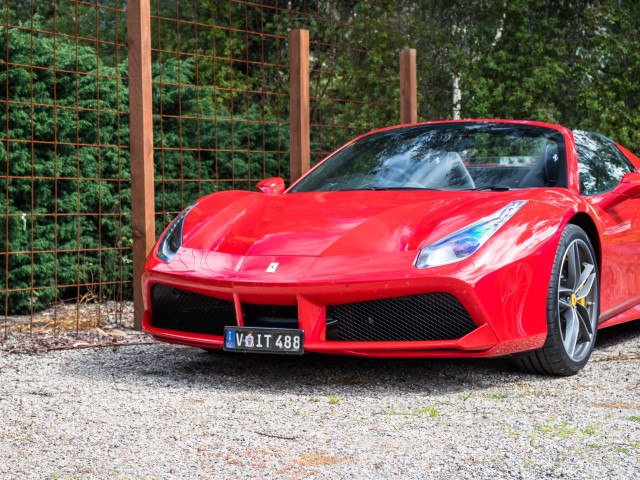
[574,131,634,195]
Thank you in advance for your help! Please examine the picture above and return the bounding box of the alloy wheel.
[557,239,598,362]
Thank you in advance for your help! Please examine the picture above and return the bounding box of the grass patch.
[486,392,510,400]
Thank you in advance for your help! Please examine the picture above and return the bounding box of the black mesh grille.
[150,284,237,336]
[326,293,476,342]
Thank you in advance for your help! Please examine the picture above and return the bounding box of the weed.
[425,406,440,417]
[394,420,413,428]
[538,420,576,439]
[556,420,577,439]
[309,397,320,403]
[460,391,473,401]
[582,426,597,435]
[329,395,340,405]
[628,416,640,422]
[486,392,510,400]
[538,423,553,434]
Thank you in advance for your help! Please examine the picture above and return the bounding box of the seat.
[519,143,561,187]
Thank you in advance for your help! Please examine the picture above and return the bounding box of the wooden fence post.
[399,49,417,124]
[128,0,155,331]
[289,29,310,183]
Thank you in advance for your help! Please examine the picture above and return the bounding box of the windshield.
[289,122,567,192]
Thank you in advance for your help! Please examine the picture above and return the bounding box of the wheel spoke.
[562,308,579,358]
[567,243,581,291]
[559,297,572,310]
[576,271,596,300]
[575,303,593,341]
[575,262,594,290]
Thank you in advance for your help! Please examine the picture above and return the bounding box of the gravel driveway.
[1,321,639,479]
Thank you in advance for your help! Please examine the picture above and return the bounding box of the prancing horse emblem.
[266,262,279,273]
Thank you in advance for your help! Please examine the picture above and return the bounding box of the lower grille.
[150,284,236,336]
[326,293,476,342]
[242,304,299,329]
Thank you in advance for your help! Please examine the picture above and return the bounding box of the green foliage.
[457,0,640,153]
[2,0,640,314]
[0,11,131,314]
[149,55,290,233]
[150,0,404,166]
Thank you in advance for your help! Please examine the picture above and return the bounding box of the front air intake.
[150,284,237,336]
[326,293,476,342]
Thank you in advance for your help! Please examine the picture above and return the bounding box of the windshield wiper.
[470,185,513,191]
[367,186,442,191]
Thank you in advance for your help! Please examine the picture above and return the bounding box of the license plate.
[223,327,304,355]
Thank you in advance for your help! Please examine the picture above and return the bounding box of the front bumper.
[142,248,551,358]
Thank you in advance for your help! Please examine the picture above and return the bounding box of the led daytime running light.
[415,200,527,268]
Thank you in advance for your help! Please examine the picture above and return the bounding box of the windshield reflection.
[290,122,567,193]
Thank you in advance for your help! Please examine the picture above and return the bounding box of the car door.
[575,131,640,314]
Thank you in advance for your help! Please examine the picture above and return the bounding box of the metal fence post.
[128,0,155,330]
[399,49,417,124]
[289,29,310,183]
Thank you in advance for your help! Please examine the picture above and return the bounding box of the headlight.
[157,204,197,262]
[415,201,527,268]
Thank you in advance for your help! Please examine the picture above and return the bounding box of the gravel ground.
[1,322,639,479]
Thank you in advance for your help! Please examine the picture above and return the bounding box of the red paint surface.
[142,120,640,358]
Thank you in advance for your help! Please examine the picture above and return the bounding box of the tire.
[515,224,599,376]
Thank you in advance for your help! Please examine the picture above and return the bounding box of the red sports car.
[142,120,640,375]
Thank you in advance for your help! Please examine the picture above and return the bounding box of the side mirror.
[256,177,285,195]
[617,171,640,198]
[596,171,640,210]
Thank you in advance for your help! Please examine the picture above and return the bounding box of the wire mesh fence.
[1,0,425,339]
[1,0,131,338]
[150,0,409,231]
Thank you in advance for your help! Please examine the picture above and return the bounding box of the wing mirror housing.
[597,172,640,209]
[617,172,640,197]
[256,177,285,195]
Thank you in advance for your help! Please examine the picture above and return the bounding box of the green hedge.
[0,15,289,314]
[0,18,131,314]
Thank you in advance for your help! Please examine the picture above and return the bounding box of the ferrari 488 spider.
[142,120,640,375]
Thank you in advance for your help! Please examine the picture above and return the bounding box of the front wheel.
[516,224,599,375]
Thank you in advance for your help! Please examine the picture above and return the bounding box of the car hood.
[183,190,557,257]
